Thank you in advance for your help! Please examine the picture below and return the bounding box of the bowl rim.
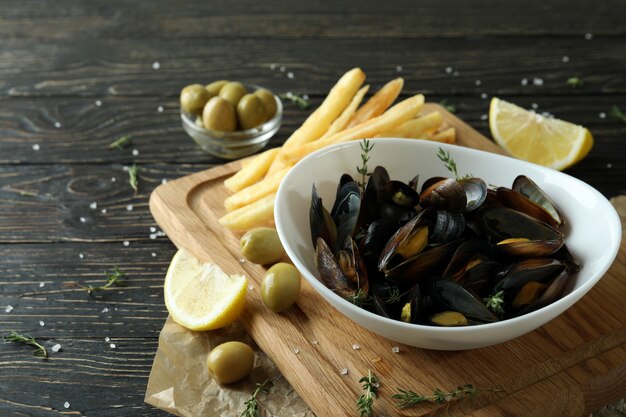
[180,83,283,142]
[275,138,622,334]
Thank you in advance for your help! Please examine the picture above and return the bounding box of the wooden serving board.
[149,104,626,417]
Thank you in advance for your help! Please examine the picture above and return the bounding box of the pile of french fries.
[219,68,456,231]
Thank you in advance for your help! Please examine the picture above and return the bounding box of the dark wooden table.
[1,1,624,416]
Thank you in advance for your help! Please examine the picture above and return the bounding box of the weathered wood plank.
[1,0,625,39]
[1,38,624,97]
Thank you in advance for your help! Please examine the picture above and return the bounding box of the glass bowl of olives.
[180,81,283,160]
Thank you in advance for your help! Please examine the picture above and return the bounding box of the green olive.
[180,84,211,115]
[254,88,277,121]
[219,82,247,107]
[261,263,301,313]
[206,80,229,96]
[202,96,237,132]
[207,341,254,384]
[194,116,204,127]
[240,227,285,265]
[237,94,268,130]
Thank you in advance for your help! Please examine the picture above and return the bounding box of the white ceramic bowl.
[275,139,621,350]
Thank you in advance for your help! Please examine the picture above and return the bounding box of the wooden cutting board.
[149,104,626,417]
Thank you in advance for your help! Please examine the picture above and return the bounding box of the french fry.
[321,85,369,139]
[224,148,280,193]
[224,167,290,212]
[346,78,404,128]
[377,111,443,139]
[219,193,276,231]
[282,94,425,165]
[429,127,456,143]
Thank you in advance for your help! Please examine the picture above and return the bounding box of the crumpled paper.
[145,316,314,417]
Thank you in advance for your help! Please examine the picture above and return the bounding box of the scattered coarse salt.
[79,217,87,223]
[599,112,606,119]
[396,65,403,72]
[287,72,295,79]
[352,343,361,350]
[312,340,319,345]
[39,282,45,288]
[110,343,116,348]
[132,149,139,156]
[340,368,349,375]
[607,163,613,169]
[78,253,84,259]
[150,226,157,233]
[475,80,482,86]
[95,100,102,106]
[293,348,300,354]
[157,106,164,113]
[161,179,167,185]
[111,177,117,182]
[521,78,528,86]
[270,63,277,70]
[480,93,488,99]
[585,33,593,40]
[64,401,70,409]
[5,305,13,313]
[149,233,157,240]
[285,91,293,98]
[452,70,459,77]
[54,122,61,128]
[562,56,570,63]
[39,320,45,326]
[302,94,309,100]
[533,78,544,86]
[445,66,453,74]
[89,202,97,209]
[239,258,246,264]
[122,166,129,172]
[531,103,539,109]
[126,204,134,211]
[104,336,110,342]
[248,285,254,291]
[32,144,40,151]
[279,66,286,72]
[152,61,161,70]
[151,252,157,257]
[101,307,109,313]
[391,346,400,353]
[51,343,62,352]
[480,114,488,121]
[123,240,130,247]
[101,208,107,214]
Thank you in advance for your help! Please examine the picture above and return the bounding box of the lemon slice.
[489,98,593,170]
[164,249,247,331]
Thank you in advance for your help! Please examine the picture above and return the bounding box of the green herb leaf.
[610,105,626,124]
[384,287,402,304]
[347,289,373,308]
[566,77,584,87]
[240,380,271,417]
[357,369,378,417]
[71,266,126,295]
[4,331,48,358]
[439,99,456,114]
[109,135,132,150]
[357,139,375,192]
[280,92,310,110]
[437,148,472,181]
[483,290,505,315]
[128,164,139,195]
[393,384,500,408]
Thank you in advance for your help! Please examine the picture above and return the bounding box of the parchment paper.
[144,316,314,417]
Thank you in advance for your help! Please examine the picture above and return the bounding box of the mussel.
[309,184,337,249]
[430,279,498,323]
[512,175,562,227]
[420,178,467,212]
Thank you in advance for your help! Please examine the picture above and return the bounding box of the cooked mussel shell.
[360,166,390,225]
[330,176,361,253]
[479,206,563,244]
[378,180,420,207]
[497,186,560,228]
[420,176,447,193]
[430,210,466,244]
[458,261,501,297]
[360,218,402,268]
[378,210,431,272]
[420,178,467,212]
[493,258,566,305]
[382,240,463,284]
[512,175,562,227]
[515,269,569,316]
[309,184,337,249]
[400,284,423,324]
[495,237,564,258]
[460,177,488,212]
[314,237,357,299]
[378,203,418,222]
[372,280,403,318]
[442,239,493,281]
[430,311,469,326]
[336,237,369,297]
[430,279,498,323]
[554,244,582,273]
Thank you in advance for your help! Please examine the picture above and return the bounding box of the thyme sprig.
[128,164,139,195]
[347,289,373,308]
[357,369,379,417]
[4,331,48,358]
[393,384,500,408]
[240,379,271,417]
[71,266,126,295]
[109,135,132,150]
[280,92,310,110]
[566,77,584,87]
[611,105,626,124]
[483,290,505,315]
[439,99,456,114]
[437,147,472,180]
[385,287,402,304]
[357,139,375,192]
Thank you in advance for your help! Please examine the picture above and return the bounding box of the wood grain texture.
[149,110,626,416]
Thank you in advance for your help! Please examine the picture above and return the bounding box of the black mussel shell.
[420,178,467,212]
[379,180,420,207]
[378,202,417,221]
[331,177,361,253]
[400,284,423,324]
[460,177,488,212]
[361,218,402,268]
[479,206,563,244]
[493,258,566,305]
[420,176,447,193]
[310,184,337,248]
[512,175,562,227]
[314,237,356,299]
[383,240,463,285]
[430,279,498,323]
[430,210,466,244]
[554,244,582,273]
[495,237,563,258]
[515,269,570,316]
[497,187,560,228]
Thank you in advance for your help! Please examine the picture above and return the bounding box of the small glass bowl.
[181,85,282,160]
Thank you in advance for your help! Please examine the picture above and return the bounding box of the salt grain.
[480,93,488,99]
[521,78,528,86]
[105,337,110,342]
[452,70,459,76]
[599,112,606,119]
[293,348,300,354]
[89,202,97,209]
[279,66,286,72]
[531,103,539,109]
[123,240,130,247]
[39,320,45,326]
[475,80,482,86]
[157,106,164,113]
[132,149,139,156]
[445,66,453,74]
[39,282,45,288]
[101,208,107,214]
[111,177,117,182]
[585,33,593,40]
[95,100,102,106]
[352,343,361,350]
[340,368,349,375]
[391,346,400,353]
[102,307,109,313]
[161,179,167,184]
[126,204,134,211]
[151,252,157,257]
[248,285,254,291]
[287,72,295,79]
[152,61,161,70]
[123,166,129,172]
[32,144,40,151]
[110,343,116,349]
[607,163,613,169]
[78,253,84,259]
[396,65,403,72]
[562,56,570,63]
[312,340,318,345]
[533,78,544,86]
[239,258,246,264]
[149,233,157,240]
[64,402,70,409]
[150,227,157,233]
[54,122,61,128]
[270,63,277,70]
[79,217,86,223]
[51,344,62,352]
[480,114,488,121]
[5,305,13,313]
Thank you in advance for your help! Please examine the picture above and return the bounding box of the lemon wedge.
[164,249,247,331]
[489,98,593,170]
